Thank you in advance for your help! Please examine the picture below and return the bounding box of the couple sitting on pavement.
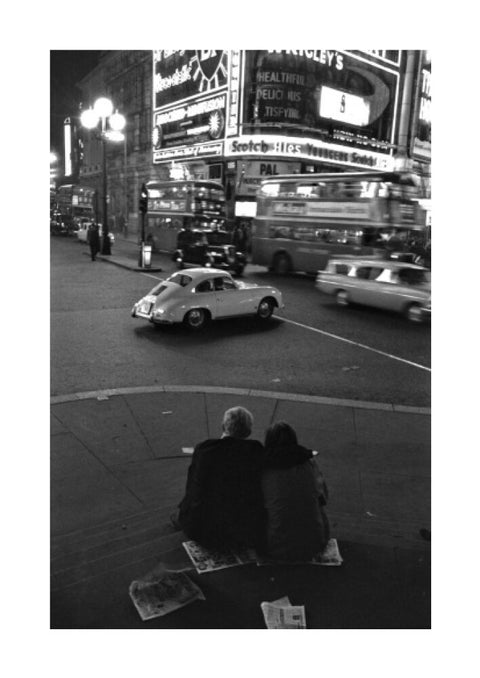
[175,406,330,561]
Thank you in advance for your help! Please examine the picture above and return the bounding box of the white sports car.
[131,268,284,330]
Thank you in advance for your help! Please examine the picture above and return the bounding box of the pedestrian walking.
[87,223,101,261]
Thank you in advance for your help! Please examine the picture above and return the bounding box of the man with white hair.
[176,406,265,550]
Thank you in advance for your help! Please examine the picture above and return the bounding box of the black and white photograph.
[5,2,479,676]
[49,45,432,631]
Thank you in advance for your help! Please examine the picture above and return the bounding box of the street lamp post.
[80,97,126,255]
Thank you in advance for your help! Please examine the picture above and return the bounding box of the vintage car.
[173,229,246,275]
[131,268,284,330]
[315,257,431,323]
[76,221,115,245]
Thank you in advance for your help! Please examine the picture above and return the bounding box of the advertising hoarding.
[412,51,431,160]
[153,50,230,162]
[241,50,399,154]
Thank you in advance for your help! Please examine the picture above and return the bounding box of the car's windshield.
[166,273,192,287]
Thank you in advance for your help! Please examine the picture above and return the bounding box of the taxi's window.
[398,268,429,285]
[368,267,384,280]
[355,267,371,279]
[334,264,350,275]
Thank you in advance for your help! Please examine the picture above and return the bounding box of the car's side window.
[335,264,350,275]
[195,280,213,293]
[368,267,384,280]
[222,277,236,290]
[355,267,371,280]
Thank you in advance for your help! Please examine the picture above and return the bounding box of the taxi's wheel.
[184,308,208,330]
[257,298,274,320]
[336,290,349,307]
[406,303,423,323]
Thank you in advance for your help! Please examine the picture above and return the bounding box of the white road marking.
[280,317,431,372]
[141,272,163,281]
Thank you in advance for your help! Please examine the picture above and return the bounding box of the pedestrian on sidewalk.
[87,222,100,261]
[175,406,265,551]
[261,421,330,561]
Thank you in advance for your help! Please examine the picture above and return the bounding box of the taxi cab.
[315,257,431,323]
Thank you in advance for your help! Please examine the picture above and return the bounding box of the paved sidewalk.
[51,385,430,629]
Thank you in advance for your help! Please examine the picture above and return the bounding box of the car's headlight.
[154,308,165,317]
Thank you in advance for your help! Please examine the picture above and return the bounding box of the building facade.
[73,50,431,237]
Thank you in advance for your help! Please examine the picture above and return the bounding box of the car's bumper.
[132,306,175,324]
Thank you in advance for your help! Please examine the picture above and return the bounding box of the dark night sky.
[50,50,103,154]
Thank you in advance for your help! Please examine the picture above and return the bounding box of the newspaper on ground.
[261,596,307,629]
[256,538,343,566]
[183,540,257,573]
[129,563,205,621]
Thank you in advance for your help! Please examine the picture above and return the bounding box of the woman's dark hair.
[264,421,298,449]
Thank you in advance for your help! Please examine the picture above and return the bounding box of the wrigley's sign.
[225,135,394,170]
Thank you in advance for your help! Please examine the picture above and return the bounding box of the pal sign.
[236,160,299,196]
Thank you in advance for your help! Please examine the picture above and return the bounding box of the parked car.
[76,221,115,245]
[173,229,246,275]
[315,257,431,323]
[131,268,284,330]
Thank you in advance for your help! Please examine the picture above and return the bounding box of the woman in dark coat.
[262,422,330,561]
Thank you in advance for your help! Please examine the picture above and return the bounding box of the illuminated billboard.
[153,50,230,162]
[412,51,431,160]
[241,50,400,154]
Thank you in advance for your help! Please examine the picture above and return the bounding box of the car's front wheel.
[257,298,274,320]
[184,308,208,330]
[336,290,349,307]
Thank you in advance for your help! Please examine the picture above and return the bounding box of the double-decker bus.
[56,184,96,234]
[252,171,428,274]
[144,179,226,253]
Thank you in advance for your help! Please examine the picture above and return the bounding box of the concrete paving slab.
[123,391,208,457]
[51,432,106,482]
[51,464,143,535]
[354,408,430,446]
[360,471,431,524]
[51,412,69,435]
[357,440,430,476]
[274,400,356,433]
[52,397,154,466]
[110,457,189,507]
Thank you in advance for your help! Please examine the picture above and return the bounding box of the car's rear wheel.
[257,298,274,320]
[405,303,423,323]
[184,308,208,330]
[336,290,349,307]
[272,253,291,275]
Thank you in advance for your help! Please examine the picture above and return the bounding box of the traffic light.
[139,183,148,214]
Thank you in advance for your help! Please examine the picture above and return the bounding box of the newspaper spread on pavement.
[261,596,307,629]
[129,564,205,621]
[256,538,343,566]
[183,540,257,573]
